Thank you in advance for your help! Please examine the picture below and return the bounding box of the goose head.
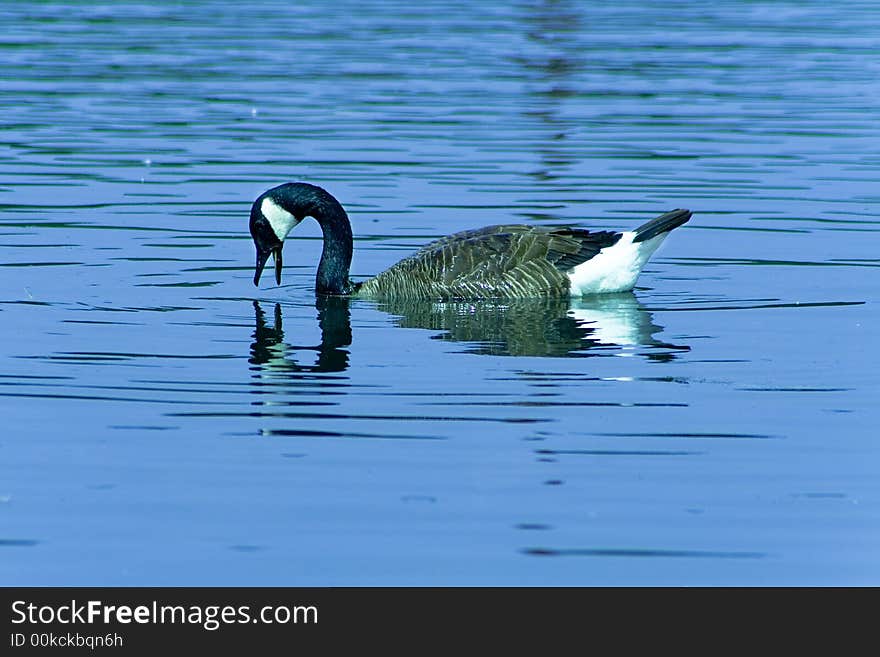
[249,186,306,286]
[249,183,354,293]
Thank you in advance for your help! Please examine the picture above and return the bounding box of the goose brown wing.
[358,224,621,299]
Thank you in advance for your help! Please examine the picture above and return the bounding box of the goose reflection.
[250,294,687,370]
[250,298,351,374]
[374,293,688,359]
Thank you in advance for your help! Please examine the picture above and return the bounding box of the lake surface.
[1,0,878,585]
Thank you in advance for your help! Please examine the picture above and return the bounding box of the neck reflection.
[250,298,352,375]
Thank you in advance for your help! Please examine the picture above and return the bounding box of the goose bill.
[253,245,282,286]
[274,246,283,285]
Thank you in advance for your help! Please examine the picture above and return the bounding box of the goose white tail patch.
[261,197,300,241]
[567,231,669,296]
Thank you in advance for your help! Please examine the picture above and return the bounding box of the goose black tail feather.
[632,209,692,243]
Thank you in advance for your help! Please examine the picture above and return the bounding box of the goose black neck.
[316,209,354,296]
[276,183,354,295]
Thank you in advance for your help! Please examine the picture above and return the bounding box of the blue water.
[1,1,878,585]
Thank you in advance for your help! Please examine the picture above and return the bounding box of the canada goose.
[249,182,691,299]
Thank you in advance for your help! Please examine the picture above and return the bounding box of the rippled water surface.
[2,1,878,585]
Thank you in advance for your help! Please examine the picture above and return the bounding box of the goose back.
[355,224,622,300]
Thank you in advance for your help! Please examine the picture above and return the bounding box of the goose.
[249,182,691,299]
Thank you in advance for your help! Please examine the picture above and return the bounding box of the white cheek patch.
[261,197,300,241]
